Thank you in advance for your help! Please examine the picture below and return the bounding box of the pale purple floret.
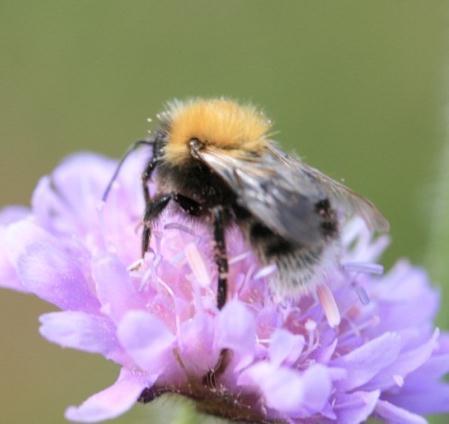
[1,152,449,423]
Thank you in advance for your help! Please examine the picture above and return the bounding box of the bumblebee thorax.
[159,98,271,165]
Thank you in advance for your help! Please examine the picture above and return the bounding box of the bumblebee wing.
[196,147,325,246]
[267,144,390,233]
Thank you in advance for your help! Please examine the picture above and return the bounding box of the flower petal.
[365,329,439,391]
[5,220,99,311]
[239,362,304,414]
[297,364,333,415]
[0,206,29,225]
[387,381,449,416]
[0,228,27,292]
[264,366,306,414]
[242,362,332,416]
[117,310,175,373]
[215,300,256,359]
[92,255,145,322]
[375,399,426,424]
[39,311,123,362]
[384,353,449,415]
[32,154,116,235]
[370,262,439,337]
[332,332,402,391]
[335,390,380,424]
[404,353,449,386]
[269,328,304,367]
[65,368,151,423]
[178,312,218,374]
[31,153,144,262]
[0,209,31,292]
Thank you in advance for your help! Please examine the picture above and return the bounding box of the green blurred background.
[1,1,449,423]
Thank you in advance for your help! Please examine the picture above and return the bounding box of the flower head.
[1,152,449,423]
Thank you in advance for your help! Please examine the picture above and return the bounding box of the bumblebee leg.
[141,155,160,205]
[202,348,232,390]
[140,153,163,256]
[141,194,172,256]
[172,193,203,216]
[141,193,202,256]
[212,206,229,309]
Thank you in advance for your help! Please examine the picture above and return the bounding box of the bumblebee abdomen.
[247,219,335,296]
[242,201,340,296]
[245,197,339,256]
[248,221,297,258]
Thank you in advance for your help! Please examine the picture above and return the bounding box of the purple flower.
[1,152,449,423]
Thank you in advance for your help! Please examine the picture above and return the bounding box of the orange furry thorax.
[160,98,272,164]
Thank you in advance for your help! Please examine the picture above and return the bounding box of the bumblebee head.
[158,98,271,165]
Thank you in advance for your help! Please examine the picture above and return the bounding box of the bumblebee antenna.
[102,139,155,202]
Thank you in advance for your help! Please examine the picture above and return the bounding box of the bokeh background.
[1,1,449,423]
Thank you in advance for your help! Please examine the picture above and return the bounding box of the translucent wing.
[195,146,327,246]
[267,143,390,233]
[195,142,389,245]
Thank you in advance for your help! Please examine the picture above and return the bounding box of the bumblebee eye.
[189,138,204,156]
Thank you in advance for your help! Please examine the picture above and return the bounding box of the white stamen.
[302,321,320,357]
[253,264,277,280]
[340,315,380,342]
[229,251,251,265]
[353,285,370,305]
[140,261,156,291]
[343,262,384,275]
[393,374,404,387]
[305,319,317,332]
[237,264,256,295]
[127,258,144,272]
[164,222,195,235]
[157,276,180,335]
[317,284,341,328]
[184,242,211,288]
[341,217,365,247]
[157,276,175,298]
[342,261,384,306]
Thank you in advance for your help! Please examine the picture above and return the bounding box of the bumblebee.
[104,98,389,310]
